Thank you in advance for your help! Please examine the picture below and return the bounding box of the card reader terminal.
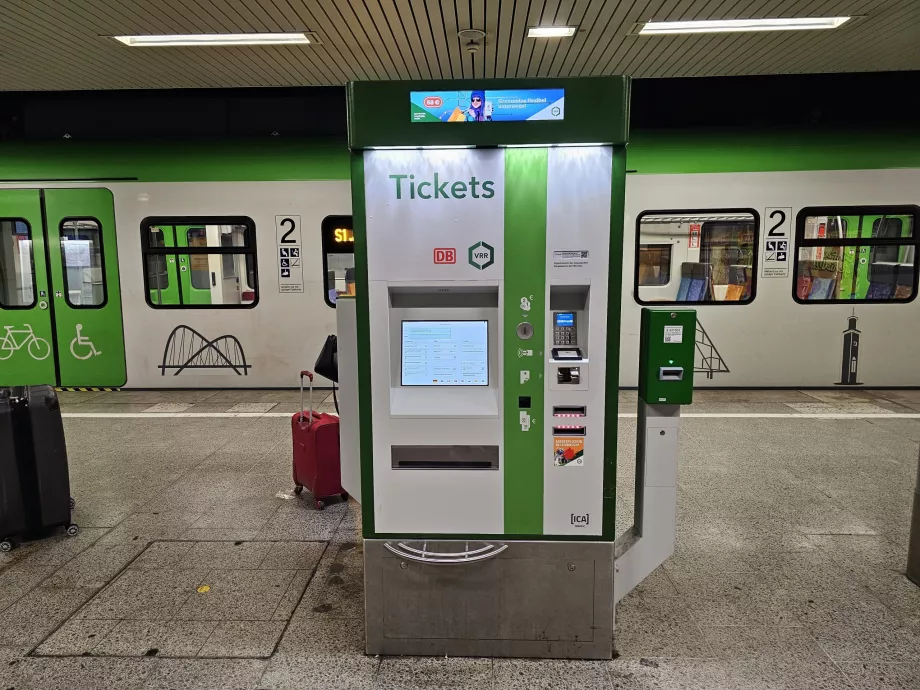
[553,312,582,360]
[553,312,577,346]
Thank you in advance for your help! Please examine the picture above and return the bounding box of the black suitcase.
[0,385,77,551]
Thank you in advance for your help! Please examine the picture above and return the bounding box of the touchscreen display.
[401,321,488,386]
[555,312,575,327]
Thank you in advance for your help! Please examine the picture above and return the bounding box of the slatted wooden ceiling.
[0,0,917,90]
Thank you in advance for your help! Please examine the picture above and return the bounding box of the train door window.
[186,227,211,290]
[141,217,258,308]
[635,210,758,305]
[320,215,355,308]
[0,219,35,308]
[794,206,919,303]
[147,227,169,293]
[637,244,672,286]
[60,219,106,307]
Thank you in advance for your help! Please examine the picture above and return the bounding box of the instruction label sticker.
[276,215,304,293]
[553,437,584,467]
[663,325,683,343]
[762,207,791,278]
[553,250,589,269]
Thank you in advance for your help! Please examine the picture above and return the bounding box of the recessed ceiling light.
[638,16,851,35]
[113,33,313,47]
[527,26,577,38]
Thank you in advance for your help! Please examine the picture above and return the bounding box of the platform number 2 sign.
[276,215,304,293]
[761,207,791,279]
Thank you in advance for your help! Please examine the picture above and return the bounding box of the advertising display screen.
[401,321,489,386]
[410,89,565,123]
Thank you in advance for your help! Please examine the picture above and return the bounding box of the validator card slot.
[552,426,586,436]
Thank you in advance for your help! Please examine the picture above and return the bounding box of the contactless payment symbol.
[468,241,494,270]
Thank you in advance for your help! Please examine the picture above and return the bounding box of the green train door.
[147,225,180,306]
[0,190,56,384]
[0,188,126,387]
[177,225,213,305]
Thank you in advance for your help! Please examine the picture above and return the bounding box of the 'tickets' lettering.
[389,173,496,200]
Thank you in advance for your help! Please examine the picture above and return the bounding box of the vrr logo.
[468,241,495,270]
[434,248,456,264]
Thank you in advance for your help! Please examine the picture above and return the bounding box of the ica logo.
[570,513,590,527]
[434,248,456,264]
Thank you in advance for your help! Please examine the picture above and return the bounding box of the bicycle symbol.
[0,324,51,361]
[70,324,102,360]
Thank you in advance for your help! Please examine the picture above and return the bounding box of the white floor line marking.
[60,411,920,420]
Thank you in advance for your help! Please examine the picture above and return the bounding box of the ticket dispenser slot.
[658,367,684,381]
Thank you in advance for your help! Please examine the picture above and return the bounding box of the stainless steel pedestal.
[364,539,613,659]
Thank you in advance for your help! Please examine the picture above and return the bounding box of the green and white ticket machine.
[335,77,690,659]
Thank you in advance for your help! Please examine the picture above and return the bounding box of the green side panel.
[503,148,548,535]
[602,146,628,541]
[0,189,56,386]
[176,225,212,305]
[44,188,126,387]
[627,129,920,175]
[638,308,697,406]
[0,139,350,183]
[348,77,630,148]
[351,153,375,538]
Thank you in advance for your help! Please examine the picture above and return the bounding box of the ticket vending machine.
[336,77,690,659]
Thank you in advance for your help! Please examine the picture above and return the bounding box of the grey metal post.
[909,444,920,587]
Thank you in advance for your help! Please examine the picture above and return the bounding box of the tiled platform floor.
[0,388,917,688]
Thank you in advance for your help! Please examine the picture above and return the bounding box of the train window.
[637,245,672,286]
[60,219,106,308]
[635,210,758,305]
[0,219,35,309]
[141,217,258,309]
[186,228,210,290]
[794,207,919,303]
[320,215,355,308]
[146,228,169,293]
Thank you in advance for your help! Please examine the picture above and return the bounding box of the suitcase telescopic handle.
[299,370,314,425]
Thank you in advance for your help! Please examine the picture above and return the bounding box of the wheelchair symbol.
[70,324,102,360]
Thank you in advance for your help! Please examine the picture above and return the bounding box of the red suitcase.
[292,370,346,510]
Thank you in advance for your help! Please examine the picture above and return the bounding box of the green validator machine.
[336,77,695,659]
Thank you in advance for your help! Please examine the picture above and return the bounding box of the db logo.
[424,96,443,108]
[434,248,456,264]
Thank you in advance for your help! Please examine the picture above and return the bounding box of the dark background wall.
[1,72,918,141]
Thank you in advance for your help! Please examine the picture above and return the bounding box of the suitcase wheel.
[341,492,349,501]
[70,497,76,510]
[66,524,79,537]
[0,540,13,553]
[315,499,325,511]
[293,484,304,496]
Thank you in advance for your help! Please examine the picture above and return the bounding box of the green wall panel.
[503,147,548,535]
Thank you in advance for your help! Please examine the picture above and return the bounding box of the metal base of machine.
[365,539,613,659]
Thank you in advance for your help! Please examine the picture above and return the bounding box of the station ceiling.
[1,1,918,91]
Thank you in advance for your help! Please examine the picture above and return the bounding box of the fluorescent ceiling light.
[527,26,577,38]
[639,16,850,35]
[114,33,311,47]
